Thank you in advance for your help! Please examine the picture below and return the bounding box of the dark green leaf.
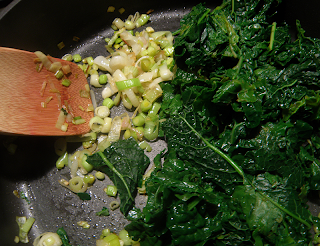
[96,207,110,216]
[77,192,91,201]
[87,138,150,216]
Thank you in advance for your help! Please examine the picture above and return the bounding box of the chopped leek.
[104,185,118,197]
[136,14,150,27]
[69,176,88,193]
[55,70,64,79]
[56,151,68,169]
[21,217,35,233]
[95,171,105,180]
[148,102,161,117]
[61,79,71,87]
[140,99,152,112]
[109,201,120,211]
[16,216,33,243]
[139,140,152,152]
[95,106,110,118]
[132,115,145,127]
[72,54,82,63]
[83,174,95,184]
[89,116,105,132]
[144,116,159,141]
[33,232,62,246]
[102,98,115,108]
[143,84,163,103]
[115,78,141,91]
[99,74,108,84]
[81,154,94,172]
[77,221,90,229]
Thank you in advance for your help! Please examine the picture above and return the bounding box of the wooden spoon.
[0,47,93,136]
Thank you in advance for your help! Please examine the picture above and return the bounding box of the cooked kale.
[87,138,150,216]
[125,0,320,244]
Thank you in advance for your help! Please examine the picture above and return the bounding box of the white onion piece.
[33,232,62,246]
[90,89,97,110]
[101,117,112,133]
[93,56,112,73]
[49,62,62,73]
[95,106,110,118]
[113,69,127,82]
[113,18,125,29]
[107,116,122,142]
[151,31,173,46]
[34,51,52,70]
[102,86,116,99]
[106,74,118,93]
[90,74,102,87]
[109,55,129,72]
[69,151,81,178]
[140,31,149,49]
[120,31,142,55]
[124,88,139,107]
[159,63,174,81]
[135,56,150,68]
[121,93,132,109]
[89,116,105,132]
[55,111,66,130]
[148,77,164,89]
[138,72,154,83]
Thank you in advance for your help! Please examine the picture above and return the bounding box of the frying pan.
[1,0,320,245]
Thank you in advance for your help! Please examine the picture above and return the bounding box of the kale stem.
[271,79,298,97]
[231,0,234,15]
[197,8,211,25]
[179,115,245,179]
[180,114,312,228]
[268,22,277,51]
[258,191,311,228]
[233,56,243,79]
[97,151,134,201]
[230,121,243,144]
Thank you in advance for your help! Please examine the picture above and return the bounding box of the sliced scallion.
[102,98,115,109]
[115,78,141,91]
[21,217,35,233]
[73,54,82,63]
[99,74,108,84]
[61,79,71,87]
[104,185,117,197]
[55,70,64,79]
[135,14,150,27]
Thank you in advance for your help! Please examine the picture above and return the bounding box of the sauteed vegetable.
[123,0,320,245]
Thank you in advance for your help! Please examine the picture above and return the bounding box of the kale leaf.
[86,138,150,216]
[96,207,110,216]
[126,0,320,244]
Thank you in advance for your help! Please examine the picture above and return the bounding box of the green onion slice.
[115,78,141,91]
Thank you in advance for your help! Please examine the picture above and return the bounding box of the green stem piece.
[269,22,277,51]
[179,114,312,228]
[97,151,134,201]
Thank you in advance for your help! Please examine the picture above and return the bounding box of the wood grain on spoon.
[0,47,93,136]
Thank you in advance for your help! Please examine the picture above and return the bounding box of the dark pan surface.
[1,0,320,245]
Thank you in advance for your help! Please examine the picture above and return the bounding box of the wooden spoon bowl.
[0,47,93,136]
